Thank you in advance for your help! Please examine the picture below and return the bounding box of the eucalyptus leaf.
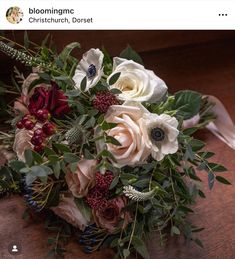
[132,236,150,259]
[74,198,91,221]
[173,90,201,120]
[108,72,121,85]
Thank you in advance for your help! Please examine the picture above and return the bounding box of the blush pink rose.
[13,128,34,161]
[65,159,97,198]
[93,196,131,233]
[51,196,89,231]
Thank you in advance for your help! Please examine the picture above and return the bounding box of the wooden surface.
[1,31,235,258]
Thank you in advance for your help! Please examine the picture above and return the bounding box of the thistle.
[65,126,85,145]
[123,185,159,201]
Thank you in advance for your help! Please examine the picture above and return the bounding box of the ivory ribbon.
[183,95,235,150]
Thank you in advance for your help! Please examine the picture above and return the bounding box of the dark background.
[1,31,235,258]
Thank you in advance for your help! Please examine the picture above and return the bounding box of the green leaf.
[109,176,119,190]
[53,161,61,179]
[9,160,25,173]
[31,150,43,164]
[48,155,60,163]
[80,76,87,92]
[189,139,205,152]
[46,185,60,207]
[43,147,54,157]
[208,163,227,172]
[97,150,116,161]
[171,226,180,235]
[216,176,231,185]
[132,236,150,259]
[194,238,204,248]
[74,198,91,221]
[53,143,71,153]
[183,127,198,136]
[198,151,215,159]
[120,45,144,65]
[198,190,206,198]
[106,136,122,146]
[208,172,215,189]
[24,31,29,48]
[63,153,80,163]
[173,90,202,120]
[39,73,51,81]
[110,88,122,94]
[84,149,95,160]
[101,121,117,130]
[25,173,37,186]
[123,249,130,258]
[59,42,80,62]
[178,205,194,213]
[108,72,121,85]
[24,149,34,166]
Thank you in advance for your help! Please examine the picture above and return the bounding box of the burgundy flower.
[28,82,71,118]
[93,196,132,233]
[28,86,49,115]
[47,82,71,118]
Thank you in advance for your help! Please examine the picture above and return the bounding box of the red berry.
[42,122,56,136]
[21,114,31,125]
[36,109,50,122]
[16,121,24,129]
[24,120,36,130]
[31,135,44,146]
[33,128,44,137]
[34,145,44,153]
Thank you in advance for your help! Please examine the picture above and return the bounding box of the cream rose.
[51,196,89,231]
[65,159,97,197]
[73,48,104,91]
[102,102,151,167]
[108,57,167,103]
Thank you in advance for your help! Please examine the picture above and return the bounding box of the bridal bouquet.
[0,34,231,258]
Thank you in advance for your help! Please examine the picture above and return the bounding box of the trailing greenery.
[0,33,231,259]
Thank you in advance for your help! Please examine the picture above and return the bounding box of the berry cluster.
[16,109,56,153]
[92,91,119,113]
[86,171,114,210]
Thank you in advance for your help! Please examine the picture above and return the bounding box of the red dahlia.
[92,91,119,113]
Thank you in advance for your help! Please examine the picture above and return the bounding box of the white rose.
[51,196,89,231]
[108,58,167,103]
[140,113,179,161]
[73,48,104,91]
[101,102,151,167]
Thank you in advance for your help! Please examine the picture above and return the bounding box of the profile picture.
[6,7,23,24]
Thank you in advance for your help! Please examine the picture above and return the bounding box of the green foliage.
[173,90,202,120]
[74,198,91,221]
[120,45,144,65]
[108,72,121,85]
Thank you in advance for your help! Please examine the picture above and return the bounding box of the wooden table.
[1,31,235,259]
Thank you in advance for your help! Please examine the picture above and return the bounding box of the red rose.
[48,82,71,118]
[28,82,71,118]
[28,86,49,115]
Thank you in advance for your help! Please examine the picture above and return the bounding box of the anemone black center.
[151,127,165,141]
[87,64,96,78]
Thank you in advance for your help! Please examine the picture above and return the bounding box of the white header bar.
[0,0,235,30]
